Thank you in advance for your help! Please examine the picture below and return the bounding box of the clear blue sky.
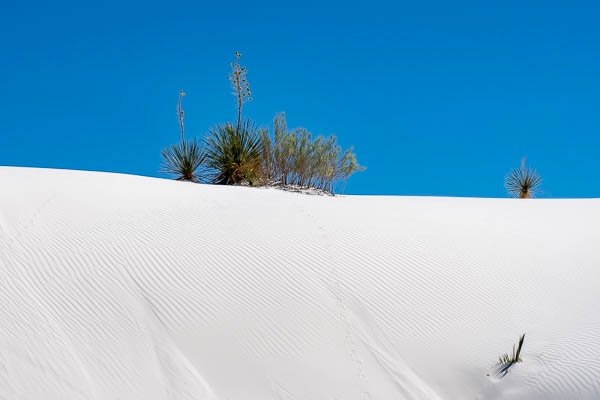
[1,0,599,197]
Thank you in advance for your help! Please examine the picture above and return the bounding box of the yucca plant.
[161,139,205,182]
[505,158,542,198]
[161,90,206,182]
[204,120,261,185]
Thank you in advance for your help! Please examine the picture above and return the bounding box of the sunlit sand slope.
[1,167,599,399]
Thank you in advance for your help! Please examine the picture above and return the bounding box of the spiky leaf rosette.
[505,159,541,198]
[161,139,205,183]
[204,120,261,185]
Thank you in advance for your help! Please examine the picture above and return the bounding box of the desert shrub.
[204,120,261,185]
[505,158,541,198]
[161,139,205,182]
[261,113,364,193]
[259,127,274,184]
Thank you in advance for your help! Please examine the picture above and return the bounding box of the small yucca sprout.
[496,333,526,378]
[505,158,541,198]
[498,333,525,364]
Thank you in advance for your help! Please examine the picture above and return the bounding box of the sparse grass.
[505,158,541,198]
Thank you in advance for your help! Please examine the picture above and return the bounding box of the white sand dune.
[1,167,600,399]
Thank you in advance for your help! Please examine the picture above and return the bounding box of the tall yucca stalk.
[505,158,542,198]
[204,120,261,185]
[177,89,186,145]
[229,51,252,135]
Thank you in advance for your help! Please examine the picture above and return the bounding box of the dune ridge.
[1,167,600,399]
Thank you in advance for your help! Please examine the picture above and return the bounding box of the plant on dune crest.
[259,113,364,193]
[204,120,261,185]
[505,158,541,198]
[496,333,525,377]
[202,51,261,186]
[161,53,364,193]
[161,139,205,182]
[161,90,206,182]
